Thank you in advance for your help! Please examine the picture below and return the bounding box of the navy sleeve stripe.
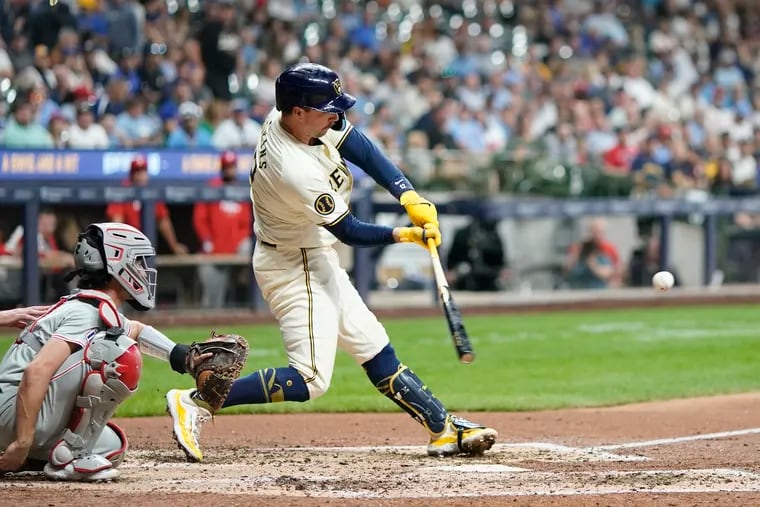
[334,124,353,149]
[338,128,413,199]
[326,208,350,227]
[325,213,395,246]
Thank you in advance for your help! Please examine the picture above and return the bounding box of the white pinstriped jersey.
[0,290,127,386]
[250,108,354,248]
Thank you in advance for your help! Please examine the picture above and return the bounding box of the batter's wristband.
[170,344,189,374]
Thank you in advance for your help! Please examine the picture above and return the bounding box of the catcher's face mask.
[76,223,158,311]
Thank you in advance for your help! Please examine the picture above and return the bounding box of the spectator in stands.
[5,31,32,74]
[115,96,161,147]
[2,0,760,209]
[113,47,142,96]
[99,112,122,147]
[166,101,212,148]
[708,157,734,196]
[212,98,261,149]
[105,0,140,57]
[2,99,53,148]
[563,218,620,290]
[192,151,252,308]
[603,126,637,176]
[67,101,109,149]
[31,44,55,92]
[409,100,459,151]
[94,73,130,118]
[197,0,238,101]
[48,112,71,148]
[61,46,94,93]
[105,156,188,255]
[544,122,579,166]
[3,208,76,305]
[446,216,509,291]
[138,41,168,107]
[671,140,705,192]
[731,139,758,194]
[631,136,670,197]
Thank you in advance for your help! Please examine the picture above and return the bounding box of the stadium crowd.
[1,0,760,197]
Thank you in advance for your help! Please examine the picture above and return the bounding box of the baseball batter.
[167,63,497,460]
[0,223,211,481]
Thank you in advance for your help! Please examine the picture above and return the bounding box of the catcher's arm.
[127,320,212,375]
[130,321,249,411]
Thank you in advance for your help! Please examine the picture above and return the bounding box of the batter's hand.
[395,224,441,248]
[0,440,31,472]
[400,190,438,228]
[0,306,49,329]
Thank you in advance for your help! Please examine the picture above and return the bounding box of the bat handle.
[426,238,438,256]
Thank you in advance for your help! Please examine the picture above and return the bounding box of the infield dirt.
[3,392,760,506]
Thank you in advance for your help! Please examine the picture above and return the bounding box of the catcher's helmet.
[71,223,157,311]
[275,63,356,114]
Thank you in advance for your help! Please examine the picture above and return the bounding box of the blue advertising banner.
[0,149,253,180]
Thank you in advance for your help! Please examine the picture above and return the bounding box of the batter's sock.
[223,366,310,407]
[362,343,401,384]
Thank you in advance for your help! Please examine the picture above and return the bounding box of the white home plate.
[424,464,529,473]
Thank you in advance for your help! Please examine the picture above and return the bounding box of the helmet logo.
[332,79,342,96]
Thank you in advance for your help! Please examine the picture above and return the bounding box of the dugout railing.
[3,181,759,308]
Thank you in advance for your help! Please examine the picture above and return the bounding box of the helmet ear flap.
[75,225,107,272]
[330,112,346,131]
[87,225,108,265]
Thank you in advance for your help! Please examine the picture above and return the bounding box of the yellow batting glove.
[396,223,442,248]
[400,190,439,228]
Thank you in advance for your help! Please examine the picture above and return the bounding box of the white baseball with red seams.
[652,271,675,291]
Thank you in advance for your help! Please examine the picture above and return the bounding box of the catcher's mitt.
[186,331,249,412]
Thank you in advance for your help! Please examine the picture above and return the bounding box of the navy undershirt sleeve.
[325,213,395,246]
[338,128,413,199]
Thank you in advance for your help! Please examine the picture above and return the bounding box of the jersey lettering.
[329,168,345,191]
[251,119,271,183]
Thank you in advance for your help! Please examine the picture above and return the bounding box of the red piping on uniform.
[47,439,73,466]
[28,298,66,333]
[104,422,129,460]
[50,359,85,381]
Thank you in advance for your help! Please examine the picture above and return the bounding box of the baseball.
[652,271,675,291]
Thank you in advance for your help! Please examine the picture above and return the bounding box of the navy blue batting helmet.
[275,63,357,114]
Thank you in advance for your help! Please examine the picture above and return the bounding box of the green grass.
[2,305,759,417]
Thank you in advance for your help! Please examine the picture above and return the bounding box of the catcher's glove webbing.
[186,331,249,412]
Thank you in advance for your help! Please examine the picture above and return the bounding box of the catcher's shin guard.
[374,365,448,434]
[46,328,141,481]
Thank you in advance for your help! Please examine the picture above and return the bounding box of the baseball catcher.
[0,222,246,481]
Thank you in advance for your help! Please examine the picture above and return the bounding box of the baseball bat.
[427,238,474,364]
